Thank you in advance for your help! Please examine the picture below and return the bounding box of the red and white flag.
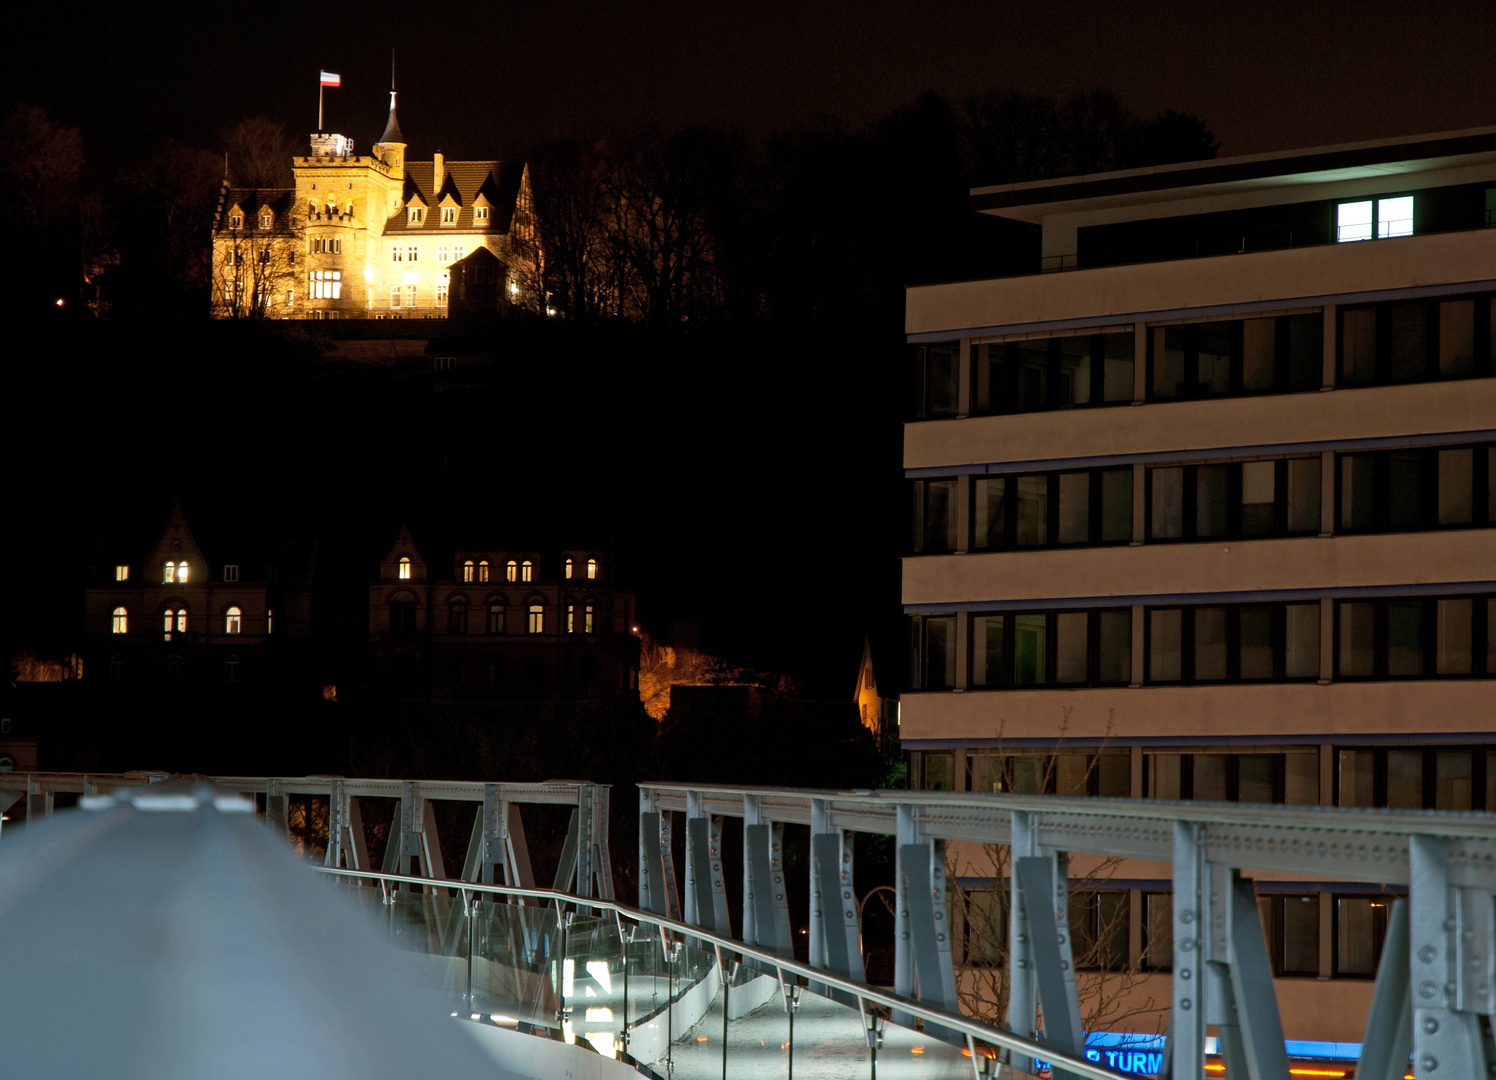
[320,71,341,87]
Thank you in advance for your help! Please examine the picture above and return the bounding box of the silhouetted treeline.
[2,91,1215,325]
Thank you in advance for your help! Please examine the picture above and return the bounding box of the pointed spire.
[378,49,404,146]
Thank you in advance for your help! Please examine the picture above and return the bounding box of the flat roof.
[972,125,1496,222]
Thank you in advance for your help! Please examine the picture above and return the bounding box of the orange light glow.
[1206,1067,1227,1074]
[780,1042,790,1050]
[1289,1071,1346,1078]
[911,1046,925,1055]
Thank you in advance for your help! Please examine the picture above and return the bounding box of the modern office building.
[903,127,1496,1047]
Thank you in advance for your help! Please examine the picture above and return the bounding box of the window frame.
[1146,457,1322,543]
[966,607,1132,690]
[1333,594,1493,681]
[970,466,1134,552]
[1144,601,1322,685]
[1338,294,1495,387]
[971,331,1137,416]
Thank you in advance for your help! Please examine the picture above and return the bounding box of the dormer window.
[441,206,456,224]
[115,565,129,582]
[178,561,189,583]
[259,209,273,229]
[475,206,490,223]
[408,206,424,225]
[229,210,243,229]
[398,556,411,580]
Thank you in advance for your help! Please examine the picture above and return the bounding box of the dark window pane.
[1057,472,1090,544]
[1338,898,1383,976]
[1015,344,1048,410]
[1440,300,1475,376]
[1436,750,1473,810]
[1387,600,1425,676]
[1282,896,1320,975]
[1287,313,1323,390]
[1058,337,1091,406]
[1149,754,1182,800]
[1194,607,1228,680]
[1102,333,1134,402]
[973,477,1006,549]
[1195,464,1229,537]
[1285,603,1321,678]
[915,343,959,418]
[1341,308,1377,383]
[1100,468,1133,542]
[1437,598,1472,674]
[1490,448,1496,522]
[1151,467,1184,539]
[1339,602,1375,676]
[1386,749,1424,809]
[1239,755,1275,803]
[1149,609,1182,681]
[1153,327,1186,398]
[926,479,958,551]
[1194,754,1228,800]
[1144,893,1173,970]
[924,616,957,688]
[1097,753,1131,797]
[1242,317,1276,391]
[1489,599,1496,675]
[1387,452,1424,530]
[1285,753,1319,804]
[1056,612,1089,683]
[1240,460,1276,535]
[1340,455,1376,531]
[1008,755,1046,794]
[1388,303,1428,381]
[1013,614,1048,684]
[1438,448,1473,525]
[972,614,1005,687]
[924,753,954,791]
[1287,457,1322,533]
[1239,605,1274,679]
[1056,753,1089,796]
[1016,476,1048,545]
[1197,322,1233,395]
[1098,609,1131,683]
[973,343,1006,414]
[1339,749,1375,807]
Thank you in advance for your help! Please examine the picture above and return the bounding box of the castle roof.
[377,93,404,145]
[211,187,295,234]
[384,161,526,234]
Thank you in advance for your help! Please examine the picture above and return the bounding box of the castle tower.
[372,85,406,181]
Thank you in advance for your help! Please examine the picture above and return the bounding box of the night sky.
[9,0,1496,164]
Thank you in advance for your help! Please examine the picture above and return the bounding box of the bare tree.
[529,139,612,321]
[212,198,302,320]
[0,104,85,236]
[221,116,301,189]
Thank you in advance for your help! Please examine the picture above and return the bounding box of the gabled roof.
[213,187,294,234]
[383,161,525,234]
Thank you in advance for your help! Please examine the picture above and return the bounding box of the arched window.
[112,607,128,634]
[521,559,534,582]
[527,603,545,634]
[178,561,189,583]
[478,560,490,582]
[398,557,411,580]
[224,656,240,683]
[506,560,518,582]
[487,602,505,634]
[448,601,468,635]
[163,608,186,640]
[164,561,176,584]
[463,559,475,582]
[225,606,242,635]
[565,558,574,579]
[584,603,595,634]
[587,558,598,580]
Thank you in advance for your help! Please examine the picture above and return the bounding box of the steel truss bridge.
[2,771,1493,1080]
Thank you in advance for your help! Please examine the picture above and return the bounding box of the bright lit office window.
[1337,201,1373,243]
[1337,196,1414,243]
[1378,196,1414,238]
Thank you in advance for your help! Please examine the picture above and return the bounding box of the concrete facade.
[904,127,1496,1048]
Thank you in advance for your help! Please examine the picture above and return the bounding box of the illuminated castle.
[210,86,540,319]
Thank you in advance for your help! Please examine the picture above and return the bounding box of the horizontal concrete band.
[904,427,1496,478]
[906,275,1496,342]
[902,579,1496,613]
[902,731,1496,748]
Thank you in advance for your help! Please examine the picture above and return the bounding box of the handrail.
[311,864,1119,1080]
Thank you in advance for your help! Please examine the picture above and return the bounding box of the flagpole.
[319,79,324,133]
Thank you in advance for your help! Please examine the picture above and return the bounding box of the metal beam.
[1357,898,1413,1080]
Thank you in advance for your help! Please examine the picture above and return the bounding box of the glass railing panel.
[470,896,562,1029]
[561,910,625,1056]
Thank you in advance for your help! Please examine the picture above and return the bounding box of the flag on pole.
[320,71,341,87]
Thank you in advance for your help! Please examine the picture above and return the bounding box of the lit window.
[441,206,456,224]
[436,283,448,305]
[1338,197,1415,242]
[164,561,176,584]
[259,210,273,229]
[478,560,489,582]
[437,244,449,264]
[115,564,129,582]
[398,556,411,580]
[310,270,341,299]
[225,606,242,634]
[163,608,186,640]
[587,558,598,580]
[566,604,575,633]
[406,284,417,306]
[267,609,274,634]
[408,246,418,262]
[1379,196,1414,238]
[475,206,489,222]
[392,247,403,263]
[178,561,189,583]
[528,603,544,634]
[223,564,239,582]
[584,604,594,634]
[521,559,533,582]
[390,285,402,308]
[565,558,573,579]
[454,245,464,262]
[463,559,475,582]
[506,560,517,582]
[408,206,424,224]
[229,211,243,229]
[112,607,128,634]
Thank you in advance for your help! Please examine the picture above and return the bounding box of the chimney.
[434,152,444,194]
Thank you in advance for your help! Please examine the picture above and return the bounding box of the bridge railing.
[310,864,1108,1080]
[638,782,1496,1080]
